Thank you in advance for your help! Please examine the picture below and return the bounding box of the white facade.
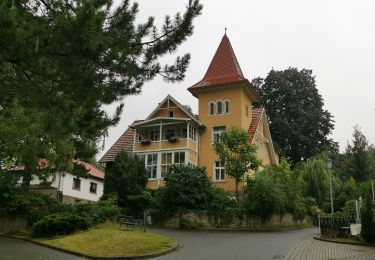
[30,172,104,202]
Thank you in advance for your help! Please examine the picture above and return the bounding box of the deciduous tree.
[252,68,335,165]
[213,127,261,200]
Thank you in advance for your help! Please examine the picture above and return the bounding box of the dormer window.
[209,102,215,115]
[217,101,223,114]
[168,111,174,117]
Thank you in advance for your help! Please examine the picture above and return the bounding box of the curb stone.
[0,234,181,259]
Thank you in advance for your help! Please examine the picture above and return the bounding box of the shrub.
[209,188,237,211]
[2,192,56,224]
[361,194,375,243]
[52,200,120,225]
[31,213,90,237]
[179,217,201,230]
[162,165,213,211]
[245,173,287,221]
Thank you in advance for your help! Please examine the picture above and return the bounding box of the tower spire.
[189,33,245,91]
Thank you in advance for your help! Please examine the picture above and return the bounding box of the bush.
[245,173,287,221]
[209,188,237,211]
[52,200,121,225]
[162,165,213,211]
[179,217,201,230]
[361,194,375,243]
[1,192,56,224]
[31,213,90,237]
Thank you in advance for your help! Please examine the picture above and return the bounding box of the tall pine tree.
[0,0,202,188]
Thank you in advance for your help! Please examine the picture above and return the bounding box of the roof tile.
[189,34,245,90]
[248,108,264,142]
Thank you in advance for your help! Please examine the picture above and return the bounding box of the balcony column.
[159,121,163,150]
[187,122,190,141]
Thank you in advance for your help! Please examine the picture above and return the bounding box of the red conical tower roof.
[189,34,246,90]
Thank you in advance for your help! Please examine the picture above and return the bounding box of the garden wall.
[0,216,27,234]
[163,211,306,230]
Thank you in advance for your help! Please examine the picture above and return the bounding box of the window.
[225,101,230,113]
[168,111,174,117]
[212,126,226,142]
[217,101,223,114]
[189,125,196,141]
[90,182,97,194]
[165,129,175,139]
[150,130,159,141]
[161,152,172,178]
[209,102,215,115]
[135,131,141,142]
[182,128,187,138]
[174,152,185,164]
[214,161,225,181]
[146,153,158,179]
[72,178,81,191]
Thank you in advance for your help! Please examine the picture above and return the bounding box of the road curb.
[0,234,181,259]
[314,236,375,247]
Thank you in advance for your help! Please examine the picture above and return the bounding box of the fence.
[318,214,352,237]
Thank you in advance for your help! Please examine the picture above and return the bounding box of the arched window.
[209,102,215,115]
[225,100,230,113]
[217,101,223,114]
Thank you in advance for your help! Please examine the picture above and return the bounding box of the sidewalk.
[285,237,375,260]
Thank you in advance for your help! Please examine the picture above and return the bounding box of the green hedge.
[32,213,90,237]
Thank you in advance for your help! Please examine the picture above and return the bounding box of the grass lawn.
[37,226,177,257]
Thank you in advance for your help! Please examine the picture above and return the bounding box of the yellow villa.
[99,34,279,193]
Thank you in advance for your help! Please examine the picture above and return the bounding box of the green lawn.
[37,226,177,257]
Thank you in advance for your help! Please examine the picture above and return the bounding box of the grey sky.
[97,0,375,159]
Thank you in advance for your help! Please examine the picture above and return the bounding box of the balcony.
[132,117,198,153]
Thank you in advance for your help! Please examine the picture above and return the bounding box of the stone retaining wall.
[163,211,306,230]
[0,216,27,234]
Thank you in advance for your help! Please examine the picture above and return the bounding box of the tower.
[188,34,259,192]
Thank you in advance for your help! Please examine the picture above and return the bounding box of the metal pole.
[371,179,375,202]
[328,159,334,215]
[329,168,334,214]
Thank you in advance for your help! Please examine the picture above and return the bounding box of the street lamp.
[327,159,334,215]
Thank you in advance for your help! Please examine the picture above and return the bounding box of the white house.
[23,160,105,202]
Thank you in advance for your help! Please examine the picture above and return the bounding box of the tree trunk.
[235,180,239,201]
[21,171,32,192]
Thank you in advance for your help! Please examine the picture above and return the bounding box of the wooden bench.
[118,215,143,230]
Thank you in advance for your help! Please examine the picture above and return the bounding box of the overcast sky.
[97,0,375,159]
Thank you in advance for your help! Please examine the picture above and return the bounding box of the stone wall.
[0,216,27,234]
[162,210,306,230]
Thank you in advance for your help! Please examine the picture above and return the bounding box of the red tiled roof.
[189,34,245,90]
[11,159,105,180]
[74,160,105,180]
[98,120,142,163]
[248,108,264,142]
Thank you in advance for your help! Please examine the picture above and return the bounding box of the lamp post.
[327,159,334,215]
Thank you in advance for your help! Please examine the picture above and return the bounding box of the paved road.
[4,228,374,260]
[153,227,318,260]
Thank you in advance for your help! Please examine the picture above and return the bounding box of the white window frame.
[146,153,158,180]
[188,125,196,141]
[213,161,225,181]
[212,126,226,142]
[150,130,159,141]
[161,152,173,178]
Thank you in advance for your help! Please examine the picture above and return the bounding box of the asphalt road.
[0,228,318,260]
[153,227,319,260]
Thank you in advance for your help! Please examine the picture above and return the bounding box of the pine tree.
[0,0,202,188]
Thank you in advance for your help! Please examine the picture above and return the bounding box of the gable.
[150,99,190,119]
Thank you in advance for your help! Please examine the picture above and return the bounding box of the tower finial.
[224,26,227,35]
